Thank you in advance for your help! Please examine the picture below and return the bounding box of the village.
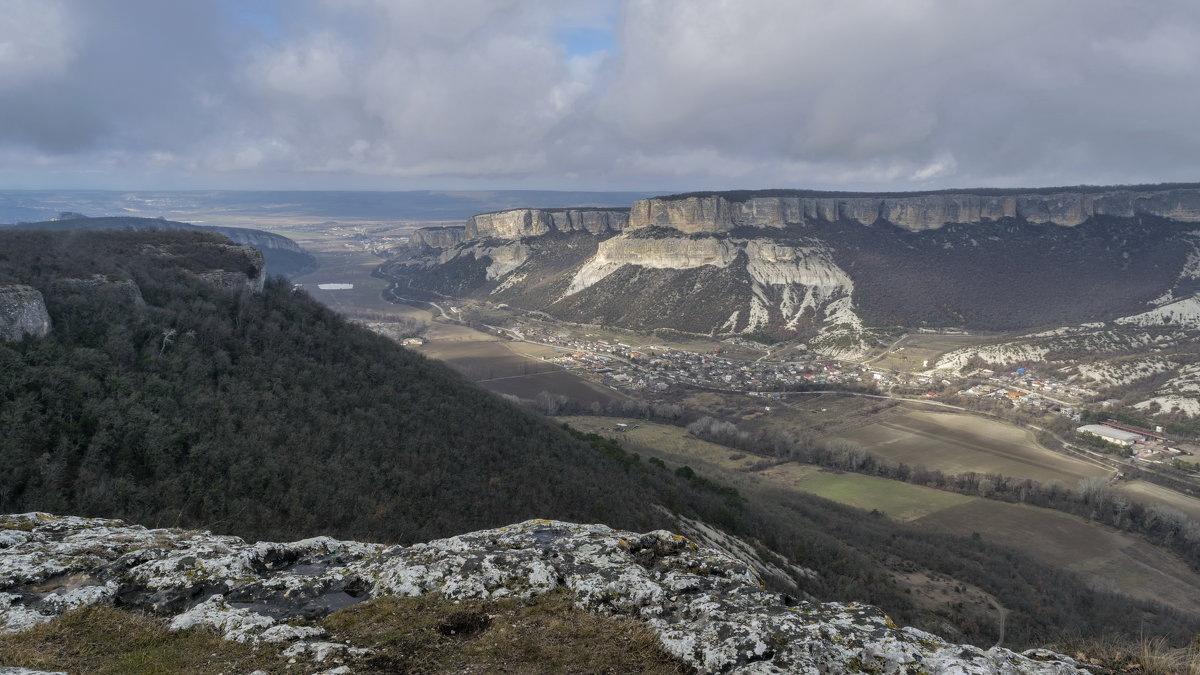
[957,368,1099,420]
[489,322,948,395]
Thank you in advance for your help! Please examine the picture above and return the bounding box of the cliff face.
[0,513,1083,674]
[0,285,50,341]
[410,225,466,249]
[628,187,1200,233]
[465,208,629,240]
[383,184,1200,352]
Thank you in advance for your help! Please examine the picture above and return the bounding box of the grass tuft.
[1049,633,1200,675]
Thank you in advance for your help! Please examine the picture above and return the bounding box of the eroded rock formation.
[0,286,50,341]
[0,513,1083,673]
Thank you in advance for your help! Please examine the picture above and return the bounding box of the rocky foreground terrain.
[0,513,1084,673]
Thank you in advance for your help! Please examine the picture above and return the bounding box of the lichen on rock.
[0,513,1084,673]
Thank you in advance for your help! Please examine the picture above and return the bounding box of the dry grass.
[1049,634,1200,674]
[323,591,691,674]
[0,593,690,674]
[0,606,279,674]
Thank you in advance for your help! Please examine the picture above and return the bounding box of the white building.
[1076,424,1142,446]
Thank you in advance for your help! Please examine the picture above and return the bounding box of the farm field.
[417,341,557,379]
[680,390,893,436]
[916,500,1200,616]
[288,242,625,406]
[483,370,626,406]
[292,247,429,321]
[418,338,626,406]
[559,415,758,472]
[560,415,1200,617]
[560,415,974,522]
[758,466,975,522]
[826,409,1111,484]
[1118,480,1200,521]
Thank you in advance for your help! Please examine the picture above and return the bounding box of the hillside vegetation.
[3,215,318,278]
[2,230,1198,648]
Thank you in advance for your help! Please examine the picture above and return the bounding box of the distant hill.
[1,229,1195,648]
[0,189,657,224]
[2,215,318,278]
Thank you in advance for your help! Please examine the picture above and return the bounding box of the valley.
[285,231,1200,626]
[8,191,1200,660]
[9,3,1200,669]
[277,185,1200,645]
[558,415,1200,617]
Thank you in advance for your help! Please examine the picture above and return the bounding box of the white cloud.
[2,0,1200,190]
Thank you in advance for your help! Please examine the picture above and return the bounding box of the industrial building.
[1076,424,1143,446]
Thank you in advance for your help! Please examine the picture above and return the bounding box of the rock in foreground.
[0,513,1082,673]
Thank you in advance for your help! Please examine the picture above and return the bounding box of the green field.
[827,409,1110,484]
[777,470,974,521]
[560,415,972,522]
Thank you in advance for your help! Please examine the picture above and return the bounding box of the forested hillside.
[2,216,318,278]
[1,230,1197,648]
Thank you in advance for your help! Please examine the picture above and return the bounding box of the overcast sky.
[2,0,1198,192]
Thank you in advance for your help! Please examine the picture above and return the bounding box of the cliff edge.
[628,185,1200,233]
[0,513,1082,673]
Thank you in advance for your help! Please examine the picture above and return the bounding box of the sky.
[2,0,1199,192]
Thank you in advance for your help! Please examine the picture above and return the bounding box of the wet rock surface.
[0,513,1084,673]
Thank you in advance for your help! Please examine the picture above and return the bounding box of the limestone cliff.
[409,225,466,250]
[0,285,50,341]
[0,513,1083,673]
[383,184,1200,351]
[465,208,629,240]
[561,232,861,343]
[628,186,1200,233]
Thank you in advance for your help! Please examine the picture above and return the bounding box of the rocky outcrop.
[409,225,466,250]
[0,513,1083,673]
[195,245,265,293]
[465,208,629,240]
[0,286,50,341]
[53,276,145,306]
[628,187,1200,233]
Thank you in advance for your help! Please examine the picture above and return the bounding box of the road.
[862,333,910,366]
[428,301,451,320]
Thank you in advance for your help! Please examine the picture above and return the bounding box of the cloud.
[0,0,1199,190]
